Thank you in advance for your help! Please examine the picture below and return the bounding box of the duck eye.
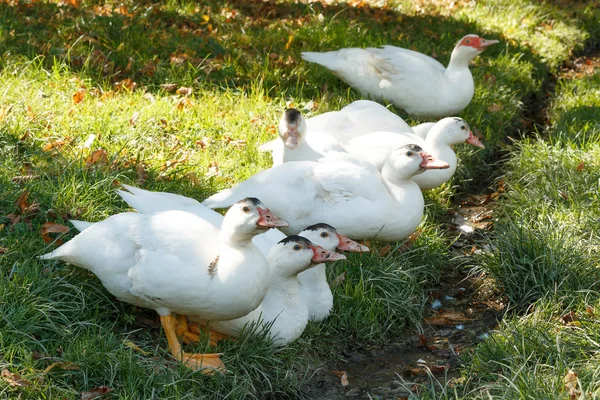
[320,232,328,238]
[406,151,414,157]
[465,39,471,43]
[242,206,251,213]
[293,245,302,251]
[461,125,466,130]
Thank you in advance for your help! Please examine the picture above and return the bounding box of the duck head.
[384,144,450,180]
[279,108,308,149]
[450,34,499,66]
[221,197,289,243]
[300,223,370,253]
[268,235,346,278]
[430,117,485,148]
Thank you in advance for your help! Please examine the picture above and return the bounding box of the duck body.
[306,100,412,143]
[40,209,270,319]
[203,147,449,241]
[302,35,498,118]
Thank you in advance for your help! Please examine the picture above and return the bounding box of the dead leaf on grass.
[487,103,502,113]
[1,368,31,387]
[85,149,108,167]
[129,111,140,126]
[576,161,585,172]
[563,370,580,400]
[176,86,193,96]
[15,190,31,213]
[73,88,86,104]
[80,386,114,400]
[41,222,70,244]
[12,175,40,184]
[43,361,80,373]
[332,370,349,387]
[378,244,392,256]
[160,83,178,92]
[0,247,7,254]
[43,137,71,151]
[206,162,220,177]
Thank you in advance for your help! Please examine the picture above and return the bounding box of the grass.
[1,0,599,398]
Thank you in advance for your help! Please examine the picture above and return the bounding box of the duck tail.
[301,51,340,70]
[38,240,74,261]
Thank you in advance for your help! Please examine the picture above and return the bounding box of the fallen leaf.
[284,34,294,50]
[576,161,585,172]
[129,111,140,126]
[558,190,569,200]
[332,370,349,387]
[563,370,580,400]
[487,103,502,113]
[43,361,80,373]
[136,163,149,185]
[176,86,193,96]
[114,78,136,92]
[15,190,31,213]
[80,386,114,400]
[1,368,31,387]
[378,244,392,256]
[161,157,188,171]
[12,175,40,184]
[72,88,86,104]
[0,247,7,254]
[206,161,219,177]
[561,311,577,325]
[85,149,108,167]
[43,137,71,152]
[123,340,149,355]
[332,270,346,286]
[41,222,70,244]
[196,137,210,149]
[160,83,178,92]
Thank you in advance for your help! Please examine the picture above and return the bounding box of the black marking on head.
[303,223,336,232]
[278,235,312,247]
[399,144,423,153]
[283,108,302,125]
[453,117,462,122]
[238,197,262,206]
[208,255,219,278]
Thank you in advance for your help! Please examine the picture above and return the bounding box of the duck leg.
[160,315,225,373]
[187,320,234,347]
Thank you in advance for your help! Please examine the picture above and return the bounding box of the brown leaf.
[378,244,392,256]
[161,157,188,171]
[114,78,136,92]
[176,96,194,111]
[80,386,114,400]
[196,137,210,149]
[72,88,86,104]
[487,103,502,113]
[561,311,577,325]
[332,270,346,286]
[12,175,40,184]
[563,370,580,400]
[176,86,193,96]
[85,149,108,167]
[43,361,80,373]
[43,137,71,152]
[160,83,178,92]
[576,161,585,172]
[15,190,31,213]
[129,111,140,126]
[41,222,70,244]
[136,163,149,185]
[1,368,31,387]
[0,247,7,254]
[332,370,349,387]
[559,190,569,200]
[206,161,220,177]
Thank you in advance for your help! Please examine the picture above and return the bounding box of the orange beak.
[257,208,289,228]
[336,233,370,252]
[419,152,450,170]
[309,244,347,263]
[466,130,485,148]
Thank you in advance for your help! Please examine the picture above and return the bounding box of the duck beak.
[336,233,370,252]
[419,152,450,170]
[466,130,485,148]
[478,38,499,50]
[283,126,299,149]
[257,208,289,228]
[310,244,347,263]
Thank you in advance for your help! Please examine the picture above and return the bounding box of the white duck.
[190,235,346,346]
[202,145,449,242]
[302,34,499,118]
[306,100,413,143]
[342,118,484,190]
[258,108,344,166]
[111,185,369,323]
[39,198,288,372]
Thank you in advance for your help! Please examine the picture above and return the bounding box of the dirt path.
[301,194,504,399]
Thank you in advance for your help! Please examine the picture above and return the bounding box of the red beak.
[419,152,450,170]
[336,233,370,252]
[466,130,485,148]
[283,125,299,149]
[309,244,346,263]
[257,208,289,228]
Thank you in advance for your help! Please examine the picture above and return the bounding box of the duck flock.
[40,34,497,373]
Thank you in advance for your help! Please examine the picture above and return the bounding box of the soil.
[301,194,506,400]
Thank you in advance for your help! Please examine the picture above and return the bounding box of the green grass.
[1,0,599,398]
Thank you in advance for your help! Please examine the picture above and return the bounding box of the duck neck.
[446,49,474,72]
[381,163,421,204]
[218,224,260,247]
[263,276,302,313]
